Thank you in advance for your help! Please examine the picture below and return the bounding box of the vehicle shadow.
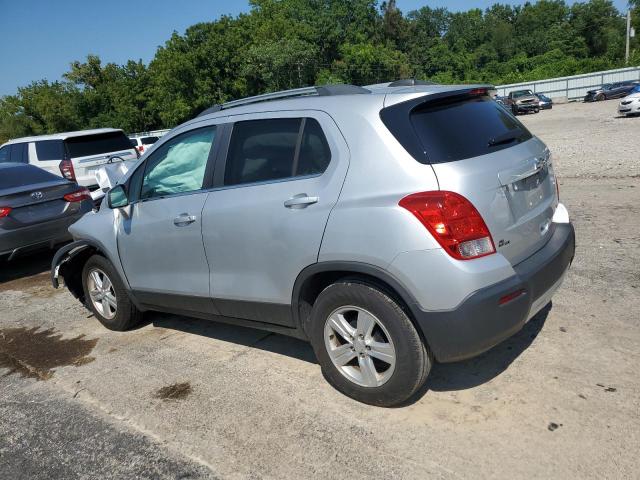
[148,301,551,403]
[399,302,552,406]
[149,313,318,364]
[0,250,55,284]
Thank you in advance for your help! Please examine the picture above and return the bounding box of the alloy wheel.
[324,306,396,388]
[87,268,117,320]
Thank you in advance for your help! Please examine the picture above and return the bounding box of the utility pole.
[626,9,631,65]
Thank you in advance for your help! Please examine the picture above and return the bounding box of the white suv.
[0,128,138,188]
[129,135,160,155]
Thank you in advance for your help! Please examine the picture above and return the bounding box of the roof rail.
[197,84,370,117]
[388,79,436,87]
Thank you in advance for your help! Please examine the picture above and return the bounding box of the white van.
[0,128,138,188]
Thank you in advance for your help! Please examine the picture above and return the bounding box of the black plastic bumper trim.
[415,223,575,363]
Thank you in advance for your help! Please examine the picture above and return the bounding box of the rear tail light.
[399,191,495,260]
[468,88,488,96]
[59,159,76,181]
[0,207,11,218]
[63,187,91,202]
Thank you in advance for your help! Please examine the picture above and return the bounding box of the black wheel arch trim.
[51,239,144,310]
[51,240,95,289]
[291,261,424,335]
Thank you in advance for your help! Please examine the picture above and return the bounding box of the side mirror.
[108,184,129,209]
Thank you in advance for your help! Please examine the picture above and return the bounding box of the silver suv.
[52,83,575,406]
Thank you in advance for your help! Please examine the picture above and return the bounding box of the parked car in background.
[584,81,640,102]
[129,135,160,155]
[535,93,553,110]
[617,86,640,117]
[0,163,92,260]
[494,95,506,105]
[0,129,138,189]
[52,82,574,407]
[504,89,540,114]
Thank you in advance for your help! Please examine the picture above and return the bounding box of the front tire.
[82,255,142,331]
[309,281,431,407]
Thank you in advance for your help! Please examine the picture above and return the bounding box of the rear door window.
[409,96,533,163]
[8,143,28,163]
[65,131,133,158]
[224,118,331,186]
[296,119,331,176]
[35,140,65,161]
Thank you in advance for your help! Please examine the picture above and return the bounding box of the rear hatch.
[65,131,138,186]
[382,90,558,266]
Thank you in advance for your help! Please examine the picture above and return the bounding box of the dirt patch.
[0,272,59,298]
[154,382,192,401]
[0,327,97,380]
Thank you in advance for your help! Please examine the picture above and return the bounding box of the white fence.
[128,128,171,138]
[496,66,640,101]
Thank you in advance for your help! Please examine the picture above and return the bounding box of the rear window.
[65,131,133,158]
[0,164,59,189]
[409,96,533,163]
[35,140,65,161]
[141,136,159,145]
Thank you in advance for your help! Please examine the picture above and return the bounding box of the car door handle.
[173,213,197,226]
[284,195,319,209]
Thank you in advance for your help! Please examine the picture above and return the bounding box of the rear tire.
[82,255,142,331]
[309,281,431,407]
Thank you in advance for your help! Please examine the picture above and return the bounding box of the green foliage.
[1,0,638,144]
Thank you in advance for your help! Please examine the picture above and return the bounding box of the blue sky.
[0,0,630,96]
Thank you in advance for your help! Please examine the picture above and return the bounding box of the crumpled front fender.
[51,240,95,289]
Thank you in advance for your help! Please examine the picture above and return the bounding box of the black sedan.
[584,81,640,102]
[535,93,553,109]
[0,163,93,260]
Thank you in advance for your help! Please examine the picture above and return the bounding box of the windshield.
[512,90,533,98]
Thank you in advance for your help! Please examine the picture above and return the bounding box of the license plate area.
[506,167,551,217]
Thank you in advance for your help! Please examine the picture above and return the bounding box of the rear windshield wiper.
[488,130,523,147]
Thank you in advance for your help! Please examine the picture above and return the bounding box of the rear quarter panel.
[319,100,441,268]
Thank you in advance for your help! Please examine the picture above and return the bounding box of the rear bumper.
[415,222,575,363]
[0,202,91,260]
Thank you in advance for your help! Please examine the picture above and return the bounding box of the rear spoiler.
[380,86,494,164]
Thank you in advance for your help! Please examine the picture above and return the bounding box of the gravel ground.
[1,100,639,479]
[518,100,639,179]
